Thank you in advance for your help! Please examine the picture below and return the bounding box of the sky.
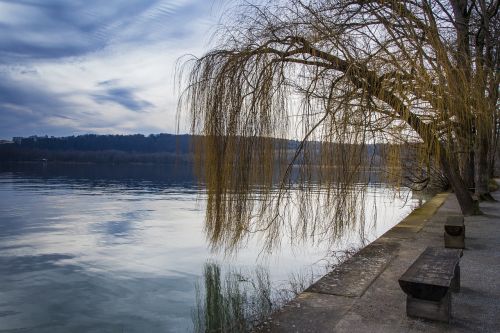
[0,0,225,140]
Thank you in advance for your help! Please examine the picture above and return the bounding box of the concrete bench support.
[444,215,465,249]
[399,247,462,323]
[407,292,451,322]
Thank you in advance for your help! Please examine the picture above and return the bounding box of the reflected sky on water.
[0,163,424,332]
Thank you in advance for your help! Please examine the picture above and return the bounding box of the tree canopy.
[179,0,499,252]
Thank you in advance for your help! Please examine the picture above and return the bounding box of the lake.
[0,163,425,332]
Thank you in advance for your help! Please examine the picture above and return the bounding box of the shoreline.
[258,186,500,332]
[256,191,453,332]
[304,192,449,297]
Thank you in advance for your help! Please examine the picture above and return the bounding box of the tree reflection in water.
[193,262,315,333]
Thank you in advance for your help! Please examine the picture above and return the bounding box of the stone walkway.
[257,190,500,332]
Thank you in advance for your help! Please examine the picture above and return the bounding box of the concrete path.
[257,190,500,332]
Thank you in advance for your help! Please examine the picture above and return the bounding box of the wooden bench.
[444,215,465,249]
[399,247,462,322]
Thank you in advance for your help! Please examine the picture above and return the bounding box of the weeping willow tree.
[178,0,499,252]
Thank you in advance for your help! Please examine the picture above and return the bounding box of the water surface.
[0,163,424,332]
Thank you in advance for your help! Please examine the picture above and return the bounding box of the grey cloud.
[0,1,106,62]
[0,74,67,111]
[0,72,152,138]
[98,79,121,87]
[92,85,154,112]
[0,0,211,63]
[0,0,216,138]
[0,72,78,137]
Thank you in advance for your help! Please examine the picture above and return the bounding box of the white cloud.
[0,0,224,139]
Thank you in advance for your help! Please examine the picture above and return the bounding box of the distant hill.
[0,134,193,164]
[0,133,387,166]
[9,133,192,154]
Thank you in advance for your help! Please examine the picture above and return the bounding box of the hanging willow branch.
[178,0,499,252]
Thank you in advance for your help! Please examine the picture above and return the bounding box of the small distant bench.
[444,215,465,249]
[399,247,462,322]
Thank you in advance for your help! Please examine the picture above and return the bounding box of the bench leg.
[406,292,451,323]
[444,231,465,249]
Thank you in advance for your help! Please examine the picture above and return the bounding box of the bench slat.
[399,247,461,301]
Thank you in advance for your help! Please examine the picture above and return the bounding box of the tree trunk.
[440,146,480,215]
[461,149,475,190]
[472,0,497,200]
[475,131,495,201]
[489,118,499,177]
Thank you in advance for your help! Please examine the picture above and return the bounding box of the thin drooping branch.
[178,0,497,252]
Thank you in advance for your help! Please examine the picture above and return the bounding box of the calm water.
[0,163,424,332]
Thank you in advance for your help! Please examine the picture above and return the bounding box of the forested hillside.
[0,134,192,164]
[10,134,191,153]
[1,133,402,169]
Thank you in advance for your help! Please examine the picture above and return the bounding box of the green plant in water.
[193,262,317,333]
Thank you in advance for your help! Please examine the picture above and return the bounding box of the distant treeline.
[0,133,396,166]
[0,134,193,164]
[12,133,192,153]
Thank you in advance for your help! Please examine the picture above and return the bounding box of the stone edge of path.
[255,191,450,333]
